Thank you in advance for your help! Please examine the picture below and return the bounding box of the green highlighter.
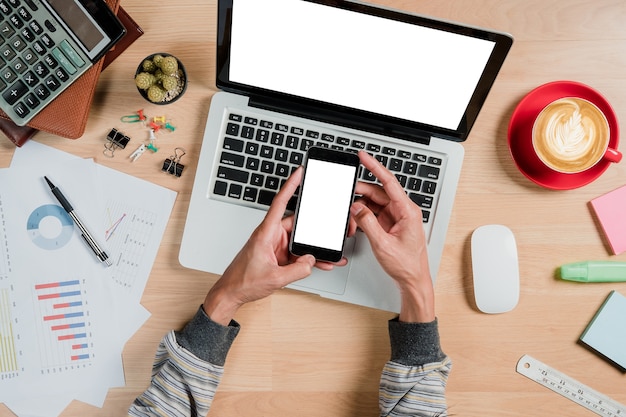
[560,261,626,283]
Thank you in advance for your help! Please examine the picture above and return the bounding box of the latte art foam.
[532,98,609,173]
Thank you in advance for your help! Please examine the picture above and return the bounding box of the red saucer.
[508,81,620,190]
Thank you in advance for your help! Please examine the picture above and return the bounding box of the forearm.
[128,306,240,417]
[379,318,451,417]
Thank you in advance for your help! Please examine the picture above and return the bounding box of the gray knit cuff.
[388,317,446,366]
[175,305,240,366]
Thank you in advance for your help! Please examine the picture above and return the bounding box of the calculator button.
[23,92,38,108]
[17,7,32,22]
[43,53,57,68]
[0,1,11,14]
[11,57,26,73]
[44,19,56,32]
[54,66,69,81]
[0,44,16,61]
[22,70,36,86]
[28,20,43,35]
[1,67,16,83]
[40,33,54,48]
[20,26,34,42]
[52,47,76,74]
[34,84,49,99]
[9,35,25,51]
[32,61,48,77]
[23,0,38,11]
[13,101,29,118]
[21,47,36,64]
[59,40,84,67]
[0,22,15,39]
[32,40,45,55]
[2,79,27,104]
[43,74,60,91]
[9,15,23,30]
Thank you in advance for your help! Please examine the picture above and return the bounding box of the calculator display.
[47,0,109,56]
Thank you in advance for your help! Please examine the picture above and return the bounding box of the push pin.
[104,128,131,157]
[146,142,159,152]
[162,147,186,177]
[149,121,162,132]
[164,122,176,132]
[153,115,167,124]
[121,109,147,123]
[130,143,146,162]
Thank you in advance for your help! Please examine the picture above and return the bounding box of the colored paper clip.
[162,147,186,177]
[103,128,130,158]
[121,109,147,123]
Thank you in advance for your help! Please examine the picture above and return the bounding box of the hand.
[350,151,435,323]
[203,166,345,325]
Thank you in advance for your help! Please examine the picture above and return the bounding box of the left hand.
[203,166,346,325]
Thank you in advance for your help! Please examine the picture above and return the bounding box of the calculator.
[0,0,125,126]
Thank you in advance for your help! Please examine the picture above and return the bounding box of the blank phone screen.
[293,158,357,252]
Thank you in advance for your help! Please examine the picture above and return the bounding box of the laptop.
[179,0,512,312]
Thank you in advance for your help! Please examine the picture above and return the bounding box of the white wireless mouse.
[471,224,520,314]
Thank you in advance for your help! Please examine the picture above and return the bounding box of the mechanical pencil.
[560,261,626,283]
[44,176,112,267]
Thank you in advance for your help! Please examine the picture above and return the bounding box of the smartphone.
[289,146,360,262]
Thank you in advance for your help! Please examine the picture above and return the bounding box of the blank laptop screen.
[229,0,497,132]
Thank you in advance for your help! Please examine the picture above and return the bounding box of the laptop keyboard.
[0,0,91,124]
[211,110,445,225]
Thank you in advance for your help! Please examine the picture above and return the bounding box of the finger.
[358,151,406,201]
[281,213,295,233]
[350,201,386,246]
[266,166,303,223]
[274,254,315,286]
[354,182,391,208]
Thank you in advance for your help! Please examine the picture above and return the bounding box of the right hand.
[349,151,435,323]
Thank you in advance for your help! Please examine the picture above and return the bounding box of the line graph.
[104,200,157,292]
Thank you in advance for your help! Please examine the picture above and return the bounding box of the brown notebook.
[0,2,144,146]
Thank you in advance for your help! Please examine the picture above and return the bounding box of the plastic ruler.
[516,354,626,416]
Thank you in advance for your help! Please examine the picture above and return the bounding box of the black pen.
[44,176,112,267]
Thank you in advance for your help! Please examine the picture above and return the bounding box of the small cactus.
[135,72,156,90]
[135,53,186,103]
[147,85,166,103]
[159,56,178,75]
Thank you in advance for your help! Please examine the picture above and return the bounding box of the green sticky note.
[580,290,626,370]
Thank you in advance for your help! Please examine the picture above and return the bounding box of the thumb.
[276,254,315,287]
[350,202,384,243]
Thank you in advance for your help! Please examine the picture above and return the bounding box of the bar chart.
[33,279,93,371]
[0,288,20,378]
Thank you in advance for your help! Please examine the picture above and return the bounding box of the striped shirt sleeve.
[379,318,451,417]
[128,307,239,417]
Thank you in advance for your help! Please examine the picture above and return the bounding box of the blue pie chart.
[27,204,74,250]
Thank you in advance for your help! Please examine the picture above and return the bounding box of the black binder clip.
[162,147,186,177]
[104,128,131,158]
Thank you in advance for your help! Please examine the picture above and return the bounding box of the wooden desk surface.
[1,1,625,416]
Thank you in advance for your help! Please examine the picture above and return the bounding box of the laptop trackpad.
[287,236,354,295]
